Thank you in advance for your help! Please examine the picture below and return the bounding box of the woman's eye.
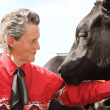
[31,40,35,43]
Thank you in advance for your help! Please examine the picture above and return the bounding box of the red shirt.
[0,52,110,110]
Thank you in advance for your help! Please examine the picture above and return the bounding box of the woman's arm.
[52,81,110,107]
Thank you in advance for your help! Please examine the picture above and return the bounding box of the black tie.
[10,67,29,110]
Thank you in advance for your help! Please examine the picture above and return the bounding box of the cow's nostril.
[58,67,61,74]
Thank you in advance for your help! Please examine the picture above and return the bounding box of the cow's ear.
[102,0,110,11]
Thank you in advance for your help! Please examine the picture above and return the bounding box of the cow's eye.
[79,32,87,38]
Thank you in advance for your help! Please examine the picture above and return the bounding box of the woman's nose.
[34,42,40,50]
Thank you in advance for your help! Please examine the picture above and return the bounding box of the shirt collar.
[0,51,27,76]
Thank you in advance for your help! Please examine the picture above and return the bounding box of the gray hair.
[0,8,40,51]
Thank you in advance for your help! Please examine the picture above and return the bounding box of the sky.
[0,0,96,67]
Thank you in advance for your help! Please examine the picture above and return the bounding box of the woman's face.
[11,23,40,63]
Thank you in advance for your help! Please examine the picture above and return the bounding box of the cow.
[43,56,110,110]
[44,0,110,109]
[57,0,110,109]
[44,56,66,76]
[58,0,110,85]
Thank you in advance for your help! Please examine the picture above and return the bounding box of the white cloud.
[0,0,97,66]
[0,0,14,4]
[32,0,97,66]
[35,0,96,27]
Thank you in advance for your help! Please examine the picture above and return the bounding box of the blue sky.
[0,0,96,66]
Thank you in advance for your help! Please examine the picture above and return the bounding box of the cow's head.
[59,0,110,84]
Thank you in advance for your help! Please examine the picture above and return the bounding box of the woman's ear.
[7,37,15,48]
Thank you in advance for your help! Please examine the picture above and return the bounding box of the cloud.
[0,0,14,4]
[34,0,96,27]
[32,0,96,66]
[33,0,96,50]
